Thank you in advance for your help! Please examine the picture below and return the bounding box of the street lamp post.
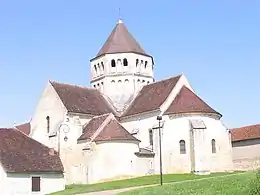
[156,115,163,186]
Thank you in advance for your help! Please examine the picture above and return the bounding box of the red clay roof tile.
[122,75,181,117]
[93,119,140,142]
[0,128,63,173]
[164,86,221,116]
[95,20,148,58]
[51,81,115,116]
[15,122,31,135]
[231,124,260,142]
[78,114,109,141]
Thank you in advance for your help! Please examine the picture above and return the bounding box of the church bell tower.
[90,19,154,111]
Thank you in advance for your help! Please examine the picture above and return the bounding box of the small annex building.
[231,124,260,170]
[0,128,65,195]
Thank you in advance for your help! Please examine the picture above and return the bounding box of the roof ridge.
[149,74,182,86]
[92,113,111,119]
[231,124,260,130]
[50,80,96,91]
[90,114,114,141]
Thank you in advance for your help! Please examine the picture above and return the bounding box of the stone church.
[17,19,234,184]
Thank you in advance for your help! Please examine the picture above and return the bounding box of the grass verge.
[50,171,241,195]
[119,172,253,195]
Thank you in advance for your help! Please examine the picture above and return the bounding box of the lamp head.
[157,115,162,121]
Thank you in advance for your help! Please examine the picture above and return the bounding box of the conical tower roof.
[95,20,148,58]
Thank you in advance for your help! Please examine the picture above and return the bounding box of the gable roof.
[0,128,63,173]
[50,81,115,116]
[78,114,139,142]
[15,122,31,135]
[122,75,181,117]
[95,20,148,59]
[231,124,260,142]
[78,114,109,141]
[164,86,221,116]
[93,119,140,142]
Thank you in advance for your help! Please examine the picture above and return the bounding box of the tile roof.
[164,86,221,116]
[15,122,31,135]
[95,20,148,58]
[93,119,140,142]
[231,124,260,142]
[0,128,63,173]
[78,114,109,141]
[122,75,181,117]
[78,114,139,142]
[51,81,115,116]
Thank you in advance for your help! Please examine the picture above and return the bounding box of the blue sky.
[0,1,259,128]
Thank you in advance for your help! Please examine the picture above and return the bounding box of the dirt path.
[77,172,247,195]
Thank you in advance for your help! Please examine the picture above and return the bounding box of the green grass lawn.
[119,172,254,195]
[50,172,241,195]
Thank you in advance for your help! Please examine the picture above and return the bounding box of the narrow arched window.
[46,116,50,133]
[211,139,216,153]
[145,61,148,68]
[149,129,153,146]
[125,79,129,83]
[179,140,186,154]
[123,58,128,66]
[94,65,97,73]
[111,59,116,67]
[136,59,139,67]
[101,62,104,71]
[111,80,115,84]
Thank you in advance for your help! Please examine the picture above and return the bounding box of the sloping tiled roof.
[93,119,140,142]
[95,20,148,58]
[78,114,109,141]
[0,128,63,173]
[164,86,221,116]
[122,75,181,117]
[231,124,260,142]
[15,122,31,135]
[51,81,115,115]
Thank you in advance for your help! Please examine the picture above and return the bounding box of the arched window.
[123,58,128,66]
[111,80,115,84]
[125,79,129,83]
[136,59,139,67]
[94,65,97,73]
[93,85,96,88]
[149,129,153,146]
[101,62,104,72]
[145,61,148,68]
[118,80,122,83]
[46,116,50,133]
[179,140,186,154]
[97,83,100,87]
[141,60,144,65]
[147,81,150,84]
[142,80,145,83]
[211,139,216,153]
[111,59,116,67]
